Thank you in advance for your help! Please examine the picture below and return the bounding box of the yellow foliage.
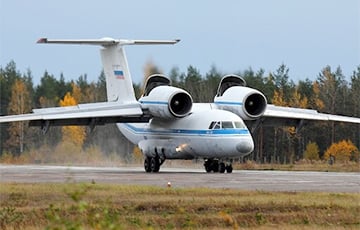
[290,88,308,109]
[272,89,287,106]
[71,82,82,103]
[132,146,143,164]
[312,81,324,110]
[59,92,77,107]
[303,141,320,161]
[59,92,86,147]
[324,140,359,162]
[286,126,297,136]
[6,79,32,153]
[8,79,31,115]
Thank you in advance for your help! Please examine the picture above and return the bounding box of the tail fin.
[37,38,180,103]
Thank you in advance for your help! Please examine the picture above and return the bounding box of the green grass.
[0,183,359,229]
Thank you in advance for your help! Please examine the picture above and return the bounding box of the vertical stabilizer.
[100,45,135,102]
[37,37,180,103]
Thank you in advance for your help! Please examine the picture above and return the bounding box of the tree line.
[0,60,359,163]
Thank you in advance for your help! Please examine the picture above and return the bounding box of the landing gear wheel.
[144,157,151,173]
[219,163,226,173]
[212,161,219,173]
[226,164,233,173]
[204,159,220,173]
[150,157,160,173]
[205,164,212,173]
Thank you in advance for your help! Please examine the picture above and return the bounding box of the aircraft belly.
[138,137,195,159]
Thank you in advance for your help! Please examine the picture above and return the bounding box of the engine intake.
[140,85,193,119]
[244,92,267,118]
[214,75,267,120]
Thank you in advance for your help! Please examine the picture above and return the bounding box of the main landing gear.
[144,156,165,173]
[204,159,233,173]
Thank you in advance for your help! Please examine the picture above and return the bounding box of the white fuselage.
[117,104,254,160]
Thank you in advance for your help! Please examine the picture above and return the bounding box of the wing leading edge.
[243,104,360,133]
[264,105,360,123]
[0,102,151,127]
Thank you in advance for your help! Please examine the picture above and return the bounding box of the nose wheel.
[204,159,233,173]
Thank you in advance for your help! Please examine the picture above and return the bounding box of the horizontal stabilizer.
[37,38,180,46]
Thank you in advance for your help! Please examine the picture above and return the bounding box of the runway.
[1,165,359,193]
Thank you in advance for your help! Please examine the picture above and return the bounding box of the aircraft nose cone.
[236,141,254,154]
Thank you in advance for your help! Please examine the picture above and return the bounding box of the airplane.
[1,37,360,173]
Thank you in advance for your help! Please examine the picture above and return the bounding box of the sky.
[0,0,359,86]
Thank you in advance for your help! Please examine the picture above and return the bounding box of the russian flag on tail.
[114,70,125,79]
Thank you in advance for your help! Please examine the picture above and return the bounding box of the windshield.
[208,121,246,129]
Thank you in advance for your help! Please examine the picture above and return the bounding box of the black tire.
[205,164,212,173]
[144,157,151,173]
[204,160,212,173]
[219,163,226,173]
[212,161,219,173]
[226,164,233,173]
[150,157,160,173]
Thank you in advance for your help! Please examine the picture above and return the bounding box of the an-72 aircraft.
[1,37,360,173]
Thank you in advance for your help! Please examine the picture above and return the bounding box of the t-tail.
[37,37,180,103]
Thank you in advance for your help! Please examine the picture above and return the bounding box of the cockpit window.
[208,121,215,129]
[222,121,234,129]
[209,121,221,129]
[213,121,221,129]
[209,121,245,129]
[234,121,246,129]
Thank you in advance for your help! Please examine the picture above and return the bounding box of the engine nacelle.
[214,75,267,120]
[140,85,193,119]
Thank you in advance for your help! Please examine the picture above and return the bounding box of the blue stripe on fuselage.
[123,123,250,136]
[214,101,243,106]
[139,100,168,105]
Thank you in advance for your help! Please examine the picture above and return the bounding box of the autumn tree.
[59,92,86,148]
[324,140,359,162]
[303,141,320,161]
[6,79,32,154]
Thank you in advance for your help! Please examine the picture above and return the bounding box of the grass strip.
[0,183,359,229]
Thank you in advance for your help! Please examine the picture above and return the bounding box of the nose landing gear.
[204,159,233,173]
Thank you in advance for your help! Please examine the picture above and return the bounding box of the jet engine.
[214,75,267,120]
[140,74,193,119]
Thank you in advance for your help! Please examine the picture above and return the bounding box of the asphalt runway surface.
[1,165,359,193]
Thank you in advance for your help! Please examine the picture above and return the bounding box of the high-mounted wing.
[213,75,360,132]
[244,104,360,133]
[264,105,360,124]
[0,102,150,129]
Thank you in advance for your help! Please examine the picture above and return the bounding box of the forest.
[0,60,359,164]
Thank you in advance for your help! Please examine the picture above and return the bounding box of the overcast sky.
[1,0,359,85]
